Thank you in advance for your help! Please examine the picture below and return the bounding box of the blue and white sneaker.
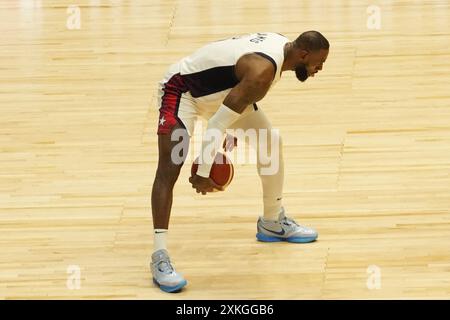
[151,249,187,293]
[256,207,318,243]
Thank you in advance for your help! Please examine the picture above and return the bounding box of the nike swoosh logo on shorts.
[261,226,285,236]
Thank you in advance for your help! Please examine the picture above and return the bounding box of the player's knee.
[272,130,282,145]
[155,165,181,187]
[278,134,283,153]
[267,129,283,155]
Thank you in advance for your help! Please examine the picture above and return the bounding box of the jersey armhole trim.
[254,52,277,80]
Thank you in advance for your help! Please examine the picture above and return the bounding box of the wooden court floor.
[0,0,449,299]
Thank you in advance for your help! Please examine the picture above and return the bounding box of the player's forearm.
[196,104,241,177]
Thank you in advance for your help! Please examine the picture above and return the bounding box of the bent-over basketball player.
[151,31,329,292]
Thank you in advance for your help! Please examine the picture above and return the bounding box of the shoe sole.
[153,278,187,293]
[256,232,317,243]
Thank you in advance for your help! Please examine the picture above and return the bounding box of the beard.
[295,64,309,82]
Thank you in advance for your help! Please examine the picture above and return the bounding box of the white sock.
[263,197,283,221]
[154,229,168,252]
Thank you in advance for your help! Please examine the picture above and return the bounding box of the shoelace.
[281,216,313,233]
[281,216,299,227]
[156,258,174,274]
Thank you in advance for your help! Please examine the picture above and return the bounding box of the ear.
[298,49,309,60]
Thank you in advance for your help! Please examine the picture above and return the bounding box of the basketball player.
[151,31,329,292]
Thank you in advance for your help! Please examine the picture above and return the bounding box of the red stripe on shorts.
[157,73,189,135]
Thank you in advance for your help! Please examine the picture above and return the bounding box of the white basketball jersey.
[160,32,289,113]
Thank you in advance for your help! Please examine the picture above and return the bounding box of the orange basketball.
[191,152,234,190]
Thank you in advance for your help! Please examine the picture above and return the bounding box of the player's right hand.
[189,174,224,195]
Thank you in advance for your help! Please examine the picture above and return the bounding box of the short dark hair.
[294,31,329,51]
